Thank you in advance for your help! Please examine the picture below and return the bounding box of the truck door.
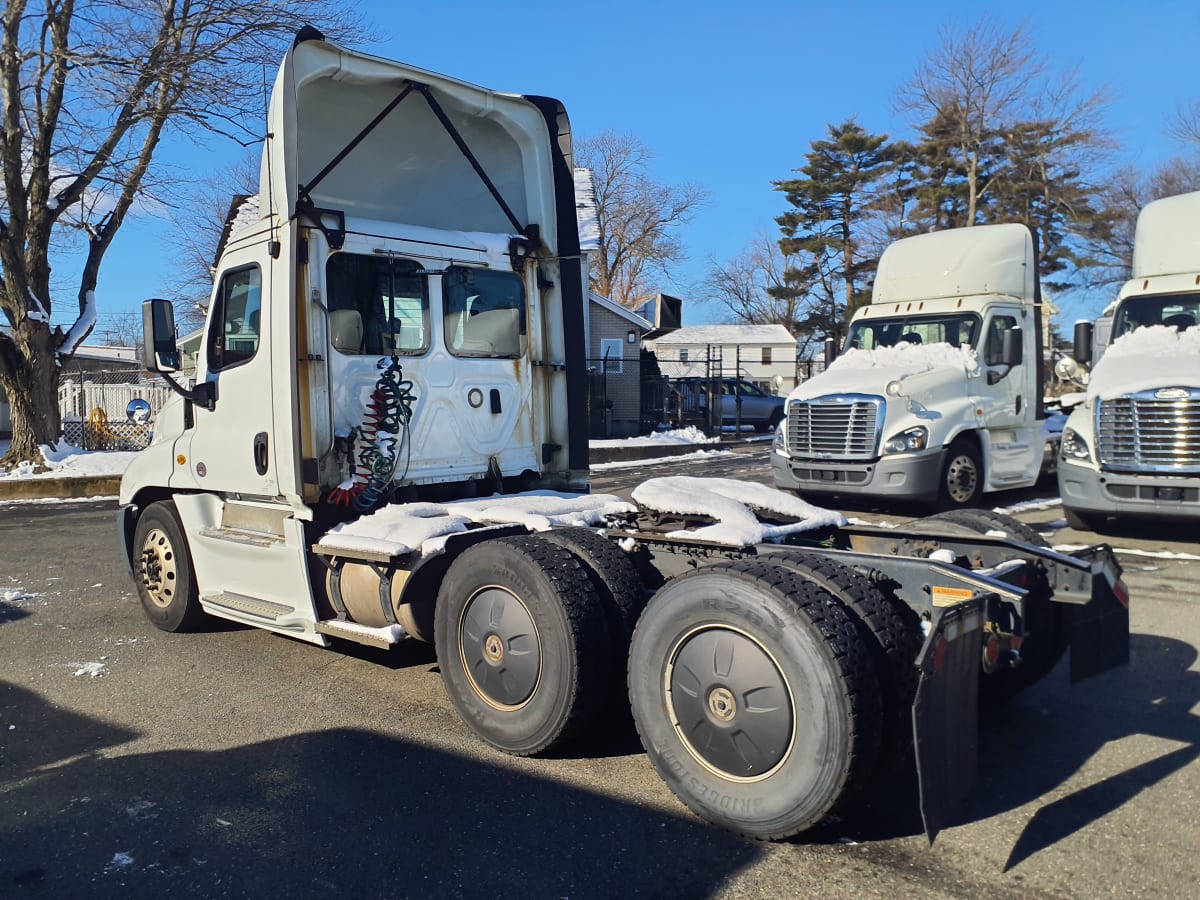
[979,308,1040,486]
[176,247,281,497]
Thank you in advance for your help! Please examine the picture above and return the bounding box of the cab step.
[202,591,293,621]
[316,618,407,650]
[198,526,284,548]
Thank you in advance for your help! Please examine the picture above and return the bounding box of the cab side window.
[207,266,262,372]
[984,315,1019,366]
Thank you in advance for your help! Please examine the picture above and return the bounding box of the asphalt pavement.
[1,445,1197,898]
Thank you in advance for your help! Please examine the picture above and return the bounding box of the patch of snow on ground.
[632,476,845,545]
[3,588,31,601]
[591,449,733,471]
[318,491,635,557]
[994,497,1062,514]
[0,440,137,480]
[72,661,108,678]
[1052,544,1200,562]
[590,426,717,448]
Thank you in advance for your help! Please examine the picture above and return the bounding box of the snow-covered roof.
[590,291,652,331]
[574,168,599,253]
[648,324,796,346]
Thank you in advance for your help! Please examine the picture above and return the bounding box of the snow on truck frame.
[1059,189,1200,529]
[116,31,1129,843]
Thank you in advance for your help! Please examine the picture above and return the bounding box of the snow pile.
[318,491,635,557]
[592,449,732,472]
[829,342,980,376]
[3,588,32,601]
[632,476,846,546]
[591,426,718,449]
[72,661,107,678]
[1087,325,1200,400]
[0,441,136,480]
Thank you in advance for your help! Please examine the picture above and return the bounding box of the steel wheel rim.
[459,586,542,710]
[945,453,979,503]
[139,527,178,609]
[665,625,796,782]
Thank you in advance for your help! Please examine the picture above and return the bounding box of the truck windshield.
[1112,293,1200,337]
[845,313,980,352]
[326,254,429,356]
[443,265,526,358]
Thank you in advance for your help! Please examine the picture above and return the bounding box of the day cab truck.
[118,31,1129,843]
[1058,189,1200,530]
[772,224,1050,511]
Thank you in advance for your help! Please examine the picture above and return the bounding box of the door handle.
[1015,395,1023,415]
[253,432,269,475]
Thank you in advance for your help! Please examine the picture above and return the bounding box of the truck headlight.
[773,420,786,451]
[883,426,927,454]
[1060,427,1092,461]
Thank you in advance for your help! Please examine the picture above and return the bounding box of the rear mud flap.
[1065,547,1130,684]
[912,598,984,844]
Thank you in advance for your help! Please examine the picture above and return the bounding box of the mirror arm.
[160,372,217,411]
[986,365,1013,386]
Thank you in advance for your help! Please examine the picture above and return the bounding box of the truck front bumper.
[1058,458,1200,522]
[771,447,944,503]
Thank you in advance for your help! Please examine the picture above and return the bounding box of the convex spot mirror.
[126,398,151,424]
[141,298,180,373]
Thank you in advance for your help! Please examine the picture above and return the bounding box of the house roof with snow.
[574,168,599,253]
[647,324,796,346]
[589,291,652,330]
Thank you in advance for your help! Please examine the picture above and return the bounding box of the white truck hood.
[1087,325,1200,401]
[790,343,979,401]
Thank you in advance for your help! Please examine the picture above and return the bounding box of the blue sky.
[76,0,1199,339]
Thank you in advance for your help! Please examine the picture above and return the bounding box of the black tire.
[434,535,612,756]
[132,500,205,633]
[921,509,1063,701]
[628,559,882,840]
[767,553,923,762]
[536,527,649,648]
[756,409,785,434]
[935,439,983,510]
[923,508,1048,548]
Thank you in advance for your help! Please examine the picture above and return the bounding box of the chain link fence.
[57,366,171,451]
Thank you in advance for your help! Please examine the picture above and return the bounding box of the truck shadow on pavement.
[845,632,1199,868]
[0,682,760,899]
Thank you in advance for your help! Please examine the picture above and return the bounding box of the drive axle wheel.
[132,501,204,632]
[435,536,611,756]
[628,559,882,840]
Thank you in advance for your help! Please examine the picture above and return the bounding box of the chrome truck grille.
[1096,388,1200,473]
[786,395,885,461]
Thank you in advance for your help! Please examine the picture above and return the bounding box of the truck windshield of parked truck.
[845,314,980,352]
[1112,294,1200,338]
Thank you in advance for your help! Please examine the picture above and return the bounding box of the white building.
[644,324,799,393]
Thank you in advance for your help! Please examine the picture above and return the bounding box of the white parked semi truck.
[1058,190,1200,530]
[772,224,1049,510]
[118,31,1128,843]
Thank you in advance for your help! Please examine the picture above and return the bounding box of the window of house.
[679,348,689,362]
[207,265,262,371]
[761,346,772,365]
[599,338,623,374]
[326,254,429,356]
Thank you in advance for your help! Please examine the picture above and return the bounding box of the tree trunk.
[0,327,61,470]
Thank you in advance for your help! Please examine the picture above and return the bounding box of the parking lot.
[1,445,1197,898]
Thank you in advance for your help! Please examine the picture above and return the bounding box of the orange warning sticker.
[931,585,975,607]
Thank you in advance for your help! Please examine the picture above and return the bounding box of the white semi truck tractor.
[772,224,1049,511]
[118,31,1128,843]
[1059,190,1200,530]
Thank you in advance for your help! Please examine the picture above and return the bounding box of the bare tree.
[1167,99,1200,147]
[896,16,1043,225]
[0,1,363,468]
[575,130,707,306]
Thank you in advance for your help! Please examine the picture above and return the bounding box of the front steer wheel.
[628,559,882,840]
[132,500,205,632]
[434,535,612,756]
